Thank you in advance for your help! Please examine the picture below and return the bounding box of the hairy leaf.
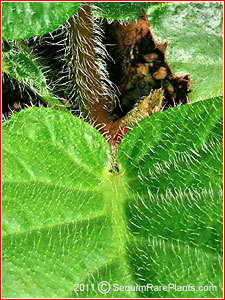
[5,53,46,87]
[117,97,223,297]
[2,98,223,298]
[92,2,162,22]
[2,53,68,112]
[2,2,81,40]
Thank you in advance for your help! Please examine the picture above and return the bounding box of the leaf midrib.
[101,173,138,290]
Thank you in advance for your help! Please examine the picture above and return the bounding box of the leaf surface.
[2,53,68,112]
[2,100,223,297]
[4,53,46,87]
[92,2,161,22]
[117,97,223,297]
[2,2,81,40]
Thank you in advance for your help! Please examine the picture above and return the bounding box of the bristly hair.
[3,3,118,125]
[64,3,117,122]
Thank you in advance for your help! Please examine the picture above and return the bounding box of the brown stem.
[68,3,114,134]
[68,4,175,151]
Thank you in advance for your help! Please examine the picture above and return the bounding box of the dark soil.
[101,17,192,118]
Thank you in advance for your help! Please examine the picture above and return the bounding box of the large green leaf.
[146,2,223,102]
[117,97,223,298]
[2,97,223,298]
[2,2,81,40]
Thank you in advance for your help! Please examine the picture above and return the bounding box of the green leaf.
[117,97,223,297]
[2,53,69,112]
[2,108,113,298]
[2,97,223,298]
[92,2,162,22]
[2,2,81,40]
[146,2,223,102]
[8,53,46,87]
